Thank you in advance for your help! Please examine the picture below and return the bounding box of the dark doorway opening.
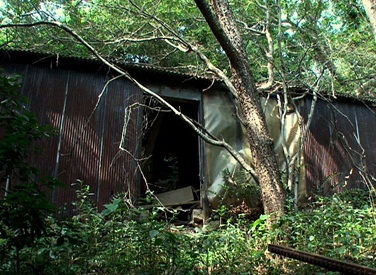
[142,99,200,201]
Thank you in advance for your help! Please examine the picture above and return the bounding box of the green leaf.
[259,214,270,221]
[149,229,159,238]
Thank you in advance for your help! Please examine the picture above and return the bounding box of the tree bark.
[362,0,376,42]
[194,0,285,214]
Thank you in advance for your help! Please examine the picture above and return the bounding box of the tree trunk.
[194,0,285,214]
[362,0,376,42]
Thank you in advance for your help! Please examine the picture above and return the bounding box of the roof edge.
[1,48,375,105]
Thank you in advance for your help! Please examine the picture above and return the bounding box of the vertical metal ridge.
[52,71,70,203]
[303,98,376,195]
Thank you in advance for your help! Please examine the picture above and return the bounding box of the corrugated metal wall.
[1,53,375,209]
[3,63,143,209]
[301,97,376,195]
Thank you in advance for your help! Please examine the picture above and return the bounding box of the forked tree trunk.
[194,0,285,214]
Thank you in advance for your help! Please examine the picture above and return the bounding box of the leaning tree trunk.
[194,0,285,214]
[362,0,376,42]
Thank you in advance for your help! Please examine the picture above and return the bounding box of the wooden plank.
[155,186,195,206]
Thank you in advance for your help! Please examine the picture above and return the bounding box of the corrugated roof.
[270,85,376,105]
[0,48,214,83]
[1,48,375,104]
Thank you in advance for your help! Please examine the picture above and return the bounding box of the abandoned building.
[0,49,375,217]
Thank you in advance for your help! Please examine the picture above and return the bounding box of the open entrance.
[142,98,200,206]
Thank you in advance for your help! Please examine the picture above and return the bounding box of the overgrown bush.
[277,189,376,273]
[0,71,59,274]
[1,181,375,274]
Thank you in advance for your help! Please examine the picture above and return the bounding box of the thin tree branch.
[122,1,239,98]
[0,21,256,178]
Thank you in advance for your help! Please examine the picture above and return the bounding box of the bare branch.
[236,20,265,35]
[0,21,256,178]
[122,1,239,98]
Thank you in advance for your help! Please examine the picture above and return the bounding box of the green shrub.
[276,190,376,273]
[1,182,374,274]
[0,71,59,274]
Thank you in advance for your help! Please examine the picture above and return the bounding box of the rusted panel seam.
[52,71,70,203]
[97,87,107,203]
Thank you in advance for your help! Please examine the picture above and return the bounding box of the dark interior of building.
[142,99,200,199]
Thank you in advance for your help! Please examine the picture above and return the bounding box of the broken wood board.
[155,186,195,206]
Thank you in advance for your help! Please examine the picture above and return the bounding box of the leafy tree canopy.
[0,0,375,96]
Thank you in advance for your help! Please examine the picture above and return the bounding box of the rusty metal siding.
[18,65,67,180]
[302,97,376,195]
[2,50,375,208]
[96,79,143,206]
[56,71,103,207]
[1,63,143,209]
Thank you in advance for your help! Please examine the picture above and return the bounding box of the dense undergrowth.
[0,181,375,274]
